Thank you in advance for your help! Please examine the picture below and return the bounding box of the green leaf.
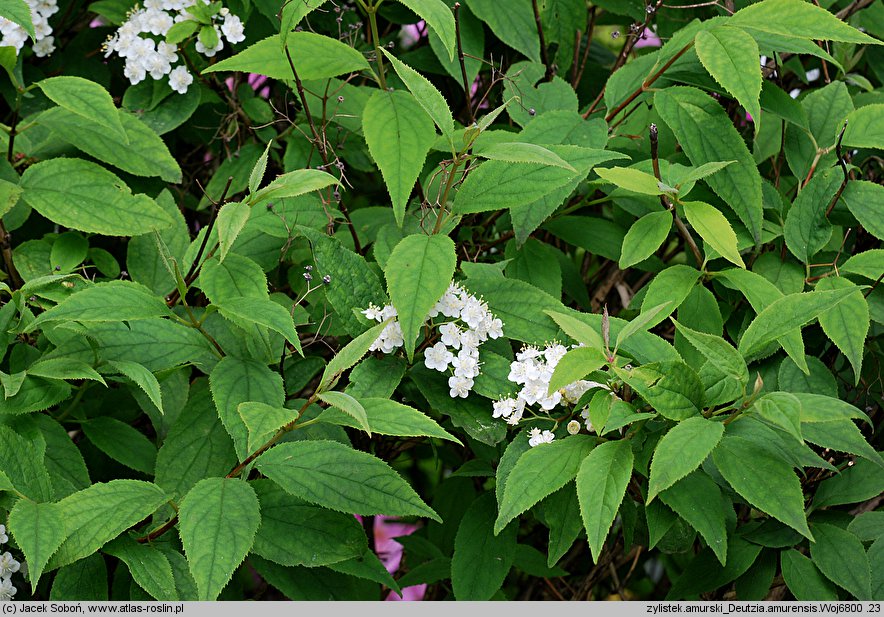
[210,357,285,460]
[619,211,672,270]
[49,480,168,570]
[279,0,326,44]
[813,459,884,508]
[36,76,127,143]
[363,90,435,226]
[249,169,338,207]
[792,392,870,424]
[751,392,803,442]
[38,107,181,183]
[237,402,298,455]
[815,277,869,383]
[0,426,50,501]
[648,417,724,502]
[155,380,236,500]
[659,472,728,566]
[248,141,272,196]
[781,549,839,601]
[108,360,164,417]
[474,141,576,171]
[576,439,634,563]
[26,357,106,385]
[20,159,173,237]
[380,49,455,143]
[216,202,251,263]
[496,435,598,534]
[103,536,177,601]
[384,233,456,361]
[841,249,884,280]
[695,26,761,131]
[198,254,268,305]
[712,435,811,539]
[729,0,882,45]
[318,319,392,391]
[545,310,605,349]
[317,390,370,436]
[595,166,663,195]
[164,19,199,44]
[616,302,674,350]
[318,397,461,444]
[396,0,456,60]
[455,146,624,215]
[676,161,736,187]
[809,523,872,599]
[204,33,370,80]
[548,346,607,393]
[842,180,884,242]
[801,420,883,469]
[452,493,518,600]
[49,553,107,600]
[25,281,172,333]
[464,0,540,63]
[640,265,702,329]
[737,288,858,362]
[8,500,66,591]
[682,201,744,267]
[257,440,440,521]
[82,416,157,475]
[214,295,301,353]
[250,480,367,567]
[179,478,261,601]
[616,361,704,422]
[671,319,749,384]
[842,104,884,149]
[784,168,841,263]
[655,87,763,242]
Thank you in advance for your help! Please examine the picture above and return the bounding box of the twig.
[825,120,849,217]
[531,0,553,81]
[454,3,474,124]
[650,124,703,267]
[604,42,691,122]
[285,44,363,253]
[572,7,598,89]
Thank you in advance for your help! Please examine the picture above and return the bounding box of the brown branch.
[604,42,691,122]
[531,0,553,81]
[572,6,598,89]
[825,120,849,217]
[285,44,362,253]
[454,3,474,124]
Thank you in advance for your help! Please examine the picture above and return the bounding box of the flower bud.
[567,420,581,435]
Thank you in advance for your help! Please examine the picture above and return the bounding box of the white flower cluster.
[493,343,608,445]
[103,0,245,93]
[362,282,503,399]
[0,525,19,601]
[0,0,58,58]
[527,427,555,447]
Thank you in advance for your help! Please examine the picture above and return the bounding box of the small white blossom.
[0,577,15,601]
[528,428,555,447]
[448,375,473,399]
[221,13,245,43]
[362,303,382,321]
[452,351,480,379]
[439,322,462,349]
[168,65,193,94]
[424,342,453,372]
[0,552,20,579]
[0,525,7,544]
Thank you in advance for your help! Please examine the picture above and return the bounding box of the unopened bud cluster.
[0,525,20,601]
[0,0,58,57]
[103,0,246,93]
[362,282,503,399]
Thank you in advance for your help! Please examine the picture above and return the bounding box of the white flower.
[32,35,55,56]
[424,342,453,372]
[380,304,398,320]
[448,375,473,398]
[0,525,7,544]
[439,322,461,349]
[0,577,15,601]
[528,428,555,447]
[362,303,382,321]
[492,398,517,419]
[168,65,193,94]
[452,350,480,379]
[0,552,20,579]
[221,13,245,43]
[124,58,147,85]
[580,407,594,432]
[143,7,173,35]
[459,297,487,329]
[543,344,568,365]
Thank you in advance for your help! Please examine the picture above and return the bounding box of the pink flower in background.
[399,20,426,48]
[355,515,427,601]
[225,72,271,98]
[634,27,661,48]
